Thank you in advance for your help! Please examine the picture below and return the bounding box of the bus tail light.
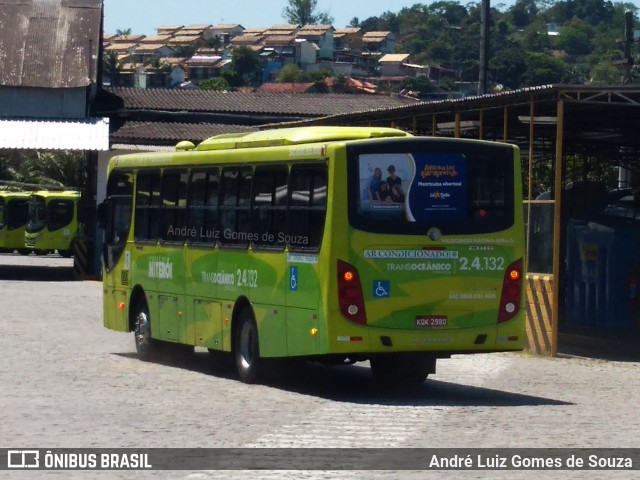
[337,260,367,325]
[497,258,523,324]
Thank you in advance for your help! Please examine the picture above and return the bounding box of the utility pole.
[478,0,490,95]
[623,10,634,84]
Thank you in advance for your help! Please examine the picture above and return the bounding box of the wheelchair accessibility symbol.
[373,280,390,298]
[290,266,298,291]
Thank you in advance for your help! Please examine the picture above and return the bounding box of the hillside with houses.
[103,23,453,98]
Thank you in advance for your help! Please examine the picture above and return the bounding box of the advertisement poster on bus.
[358,153,468,223]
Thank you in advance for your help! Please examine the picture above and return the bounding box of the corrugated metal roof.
[111,121,257,144]
[0,118,109,150]
[101,87,420,117]
[0,0,102,88]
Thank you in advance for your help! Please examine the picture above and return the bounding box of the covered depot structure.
[265,84,640,357]
[0,0,108,277]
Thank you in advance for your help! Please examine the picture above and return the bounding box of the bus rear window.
[348,141,514,235]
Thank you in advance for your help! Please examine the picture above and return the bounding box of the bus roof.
[196,126,412,151]
[31,190,81,199]
[0,191,31,199]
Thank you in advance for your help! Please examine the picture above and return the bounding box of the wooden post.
[551,100,564,357]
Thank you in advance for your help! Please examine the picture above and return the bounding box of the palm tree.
[0,151,84,189]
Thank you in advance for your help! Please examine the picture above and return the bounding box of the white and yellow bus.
[100,126,525,384]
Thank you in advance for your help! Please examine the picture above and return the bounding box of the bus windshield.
[26,196,47,233]
[7,199,29,230]
[348,140,514,235]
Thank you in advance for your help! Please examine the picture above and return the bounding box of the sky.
[103,0,516,36]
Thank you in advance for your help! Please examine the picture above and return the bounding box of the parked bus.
[100,126,525,384]
[0,191,31,254]
[25,190,81,257]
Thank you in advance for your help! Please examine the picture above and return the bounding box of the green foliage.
[207,35,223,52]
[0,151,84,189]
[102,50,122,86]
[357,0,640,89]
[522,53,569,85]
[282,0,334,25]
[556,18,595,56]
[401,76,437,97]
[199,77,232,91]
[230,46,262,86]
[277,65,304,82]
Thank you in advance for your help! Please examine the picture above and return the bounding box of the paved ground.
[0,254,639,479]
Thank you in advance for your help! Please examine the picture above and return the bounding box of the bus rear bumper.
[325,319,525,356]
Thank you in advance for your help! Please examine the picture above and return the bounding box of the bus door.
[102,173,133,332]
[247,166,289,357]
[156,169,189,343]
[185,168,223,351]
[284,165,328,356]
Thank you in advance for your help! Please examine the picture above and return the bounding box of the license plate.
[416,316,448,328]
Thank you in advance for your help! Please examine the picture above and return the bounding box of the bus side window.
[252,166,288,249]
[135,171,161,242]
[288,165,327,251]
[187,168,219,245]
[220,167,252,247]
[161,169,188,243]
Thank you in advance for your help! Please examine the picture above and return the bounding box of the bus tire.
[234,307,263,383]
[133,298,161,361]
[370,354,432,385]
[17,249,30,256]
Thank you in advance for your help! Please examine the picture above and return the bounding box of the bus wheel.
[133,299,160,361]
[234,307,263,383]
[17,249,30,256]
[370,354,433,386]
[59,250,72,258]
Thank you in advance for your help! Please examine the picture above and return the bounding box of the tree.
[401,76,437,98]
[115,28,132,36]
[230,46,262,86]
[277,64,309,83]
[173,45,198,58]
[282,0,334,25]
[102,50,123,87]
[509,0,538,29]
[556,18,595,56]
[199,77,232,91]
[207,35,223,52]
[521,53,569,86]
[0,151,84,188]
[491,46,528,89]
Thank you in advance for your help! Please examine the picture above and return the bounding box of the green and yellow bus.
[0,191,31,255]
[100,126,525,384]
[25,190,81,257]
